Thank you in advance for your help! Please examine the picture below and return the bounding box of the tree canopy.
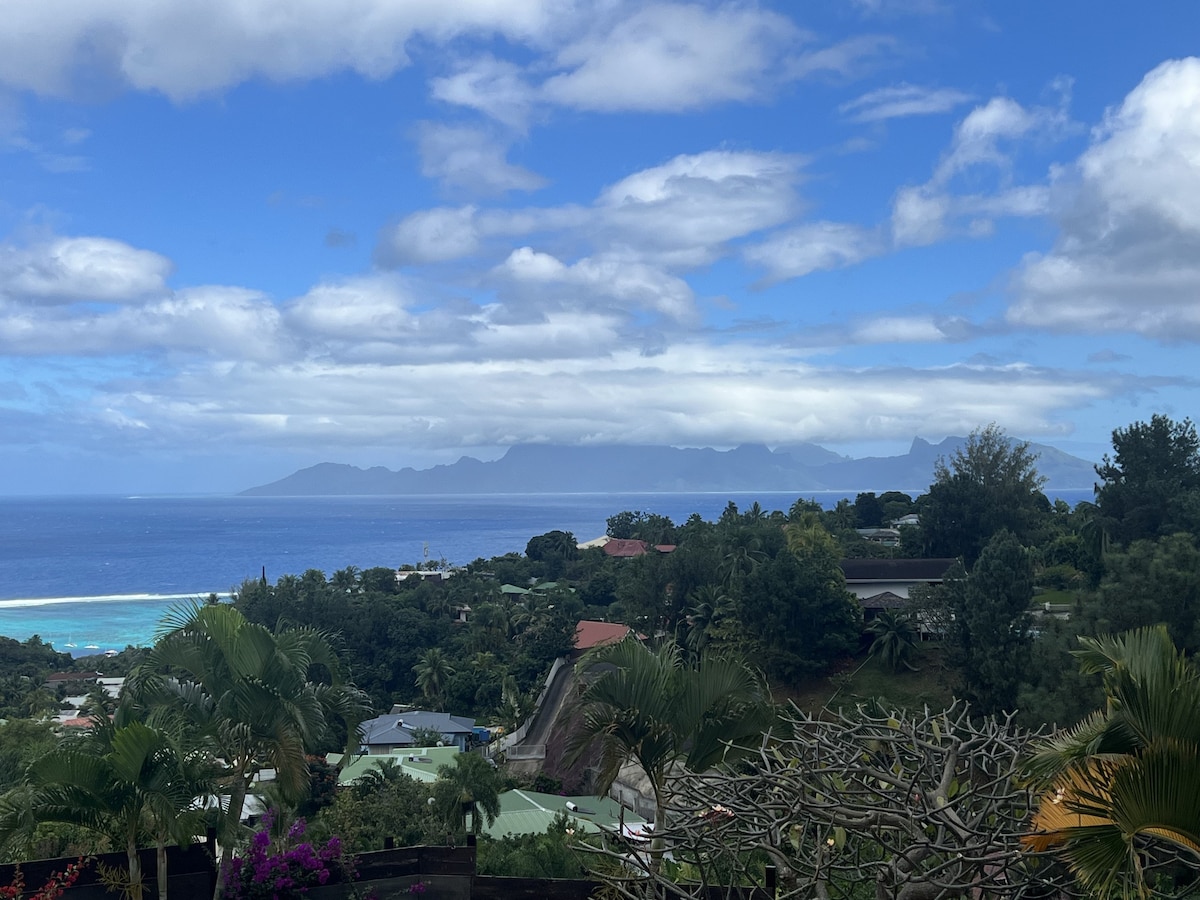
[920,424,1050,566]
[1095,414,1200,545]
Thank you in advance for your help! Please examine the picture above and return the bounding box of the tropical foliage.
[122,603,370,880]
[1025,626,1200,898]
[565,639,775,860]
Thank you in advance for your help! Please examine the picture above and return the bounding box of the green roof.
[485,789,645,839]
[334,747,462,784]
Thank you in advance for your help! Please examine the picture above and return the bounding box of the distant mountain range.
[241,437,1099,496]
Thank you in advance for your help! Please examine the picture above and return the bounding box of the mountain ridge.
[241,437,1099,496]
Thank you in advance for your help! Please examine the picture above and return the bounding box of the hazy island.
[241,435,1099,496]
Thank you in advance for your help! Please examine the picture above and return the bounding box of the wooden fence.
[0,838,773,899]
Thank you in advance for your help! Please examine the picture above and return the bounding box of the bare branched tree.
[583,702,1081,900]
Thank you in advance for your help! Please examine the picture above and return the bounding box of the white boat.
[84,643,100,650]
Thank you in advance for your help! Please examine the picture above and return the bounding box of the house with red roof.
[574,620,636,654]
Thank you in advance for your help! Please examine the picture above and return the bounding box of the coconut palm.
[0,716,214,900]
[124,602,370,885]
[1025,626,1200,897]
[413,647,456,710]
[867,610,919,672]
[784,510,839,557]
[433,753,503,836]
[718,528,767,589]
[565,639,775,865]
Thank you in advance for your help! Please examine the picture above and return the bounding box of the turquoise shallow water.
[0,489,1093,652]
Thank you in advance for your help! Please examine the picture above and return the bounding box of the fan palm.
[124,602,370,884]
[565,639,775,864]
[0,716,214,900]
[1024,625,1200,898]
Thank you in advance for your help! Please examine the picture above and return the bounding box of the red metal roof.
[574,620,633,650]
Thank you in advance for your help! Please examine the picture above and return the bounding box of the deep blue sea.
[0,490,1093,653]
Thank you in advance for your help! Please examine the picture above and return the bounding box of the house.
[358,709,478,753]
[601,539,676,558]
[857,590,910,623]
[839,558,957,602]
[841,559,956,636]
[855,527,902,546]
[574,620,635,655]
[891,513,921,528]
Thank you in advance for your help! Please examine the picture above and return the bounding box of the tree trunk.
[127,839,144,900]
[157,840,169,900]
[214,772,251,900]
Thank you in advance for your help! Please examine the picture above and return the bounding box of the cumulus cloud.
[0,0,564,100]
[415,122,546,195]
[377,206,484,265]
[743,221,882,281]
[541,3,802,112]
[429,56,535,130]
[494,247,698,321]
[1008,58,1200,341]
[378,149,800,269]
[0,236,171,304]
[890,93,1070,246]
[840,83,973,122]
[0,284,284,358]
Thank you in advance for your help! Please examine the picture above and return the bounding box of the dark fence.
[0,841,773,899]
[0,841,216,900]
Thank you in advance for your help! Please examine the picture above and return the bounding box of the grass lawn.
[779,643,955,714]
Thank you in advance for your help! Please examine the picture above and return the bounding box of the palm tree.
[784,510,839,557]
[867,610,919,672]
[718,528,766,588]
[413,648,456,710]
[0,717,213,900]
[565,639,775,865]
[433,753,503,836]
[124,602,370,885]
[1024,626,1200,897]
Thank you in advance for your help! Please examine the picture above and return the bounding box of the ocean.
[0,489,1093,653]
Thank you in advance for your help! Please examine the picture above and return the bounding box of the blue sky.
[2,1,1198,494]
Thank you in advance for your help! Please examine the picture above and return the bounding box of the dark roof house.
[359,709,477,753]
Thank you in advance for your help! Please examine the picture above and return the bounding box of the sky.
[1,1,1199,495]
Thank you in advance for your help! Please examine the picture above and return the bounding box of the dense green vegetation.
[0,413,1199,899]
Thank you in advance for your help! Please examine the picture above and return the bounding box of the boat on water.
[84,643,100,650]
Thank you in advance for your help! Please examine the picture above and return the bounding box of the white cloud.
[415,122,546,195]
[377,206,483,265]
[0,236,171,304]
[849,315,952,344]
[429,56,535,130]
[378,150,801,269]
[495,247,698,321]
[889,92,1070,246]
[83,342,1116,455]
[594,150,801,265]
[541,3,801,112]
[0,0,565,100]
[1008,57,1200,341]
[0,284,285,358]
[744,221,882,281]
[840,83,973,122]
[286,275,418,341]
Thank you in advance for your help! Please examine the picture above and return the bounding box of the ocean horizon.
[0,489,1093,652]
